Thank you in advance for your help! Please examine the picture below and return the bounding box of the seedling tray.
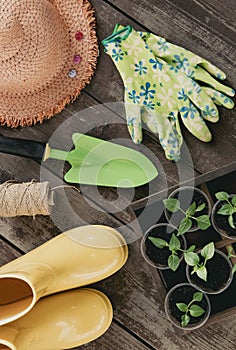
[138,170,236,325]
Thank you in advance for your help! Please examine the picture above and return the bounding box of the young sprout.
[176,291,205,327]
[184,242,215,281]
[149,234,195,271]
[215,191,236,229]
[163,198,211,235]
[227,246,236,275]
[149,236,215,279]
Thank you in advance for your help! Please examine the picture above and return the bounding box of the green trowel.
[0,133,158,187]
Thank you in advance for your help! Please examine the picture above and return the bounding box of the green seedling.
[227,246,236,275]
[176,291,205,327]
[149,234,195,271]
[184,242,215,281]
[163,198,211,235]
[215,191,236,229]
[149,236,214,278]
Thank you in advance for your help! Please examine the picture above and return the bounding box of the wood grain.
[107,0,236,68]
[0,0,235,349]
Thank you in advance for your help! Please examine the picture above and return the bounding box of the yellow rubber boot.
[0,288,113,349]
[0,225,128,325]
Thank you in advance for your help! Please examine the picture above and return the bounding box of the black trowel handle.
[0,134,47,161]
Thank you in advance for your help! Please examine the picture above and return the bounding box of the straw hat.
[0,0,99,127]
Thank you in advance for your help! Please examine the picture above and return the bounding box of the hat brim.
[0,0,99,128]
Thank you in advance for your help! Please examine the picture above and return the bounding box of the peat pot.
[165,283,211,330]
[211,194,236,240]
[186,249,233,294]
[141,223,186,269]
[165,186,211,232]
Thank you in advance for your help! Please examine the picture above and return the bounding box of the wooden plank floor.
[0,0,236,349]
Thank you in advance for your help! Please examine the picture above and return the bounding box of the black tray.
[137,170,236,318]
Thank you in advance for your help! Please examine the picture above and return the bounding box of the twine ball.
[0,181,54,217]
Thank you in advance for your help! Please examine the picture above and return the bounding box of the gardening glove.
[102,26,183,161]
[143,33,235,108]
[114,25,235,111]
[103,25,221,147]
[128,27,235,109]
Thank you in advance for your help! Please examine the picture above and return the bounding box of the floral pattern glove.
[139,31,235,110]
[102,26,183,161]
[103,25,224,153]
[114,24,235,110]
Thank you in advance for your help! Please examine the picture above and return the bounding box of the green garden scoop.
[0,133,158,187]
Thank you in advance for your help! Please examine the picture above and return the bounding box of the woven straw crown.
[0,0,98,127]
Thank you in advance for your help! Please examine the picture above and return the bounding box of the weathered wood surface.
[0,0,236,349]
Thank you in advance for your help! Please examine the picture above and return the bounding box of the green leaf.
[227,246,233,255]
[176,303,188,312]
[228,215,236,229]
[196,203,206,212]
[148,237,167,249]
[168,254,180,271]
[231,196,236,207]
[215,191,229,201]
[189,304,205,317]
[201,242,215,260]
[186,245,196,253]
[196,266,207,281]
[184,251,199,266]
[196,215,211,230]
[177,217,192,236]
[186,202,196,216]
[217,204,234,215]
[232,264,236,275]
[192,292,203,302]
[169,234,180,251]
[191,265,199,274]
[181,314,190,327]
[163,198,180,213]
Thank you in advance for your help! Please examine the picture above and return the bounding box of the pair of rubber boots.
[0,225,128,349]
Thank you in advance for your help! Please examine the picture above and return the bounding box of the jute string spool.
[0,181,55,217]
